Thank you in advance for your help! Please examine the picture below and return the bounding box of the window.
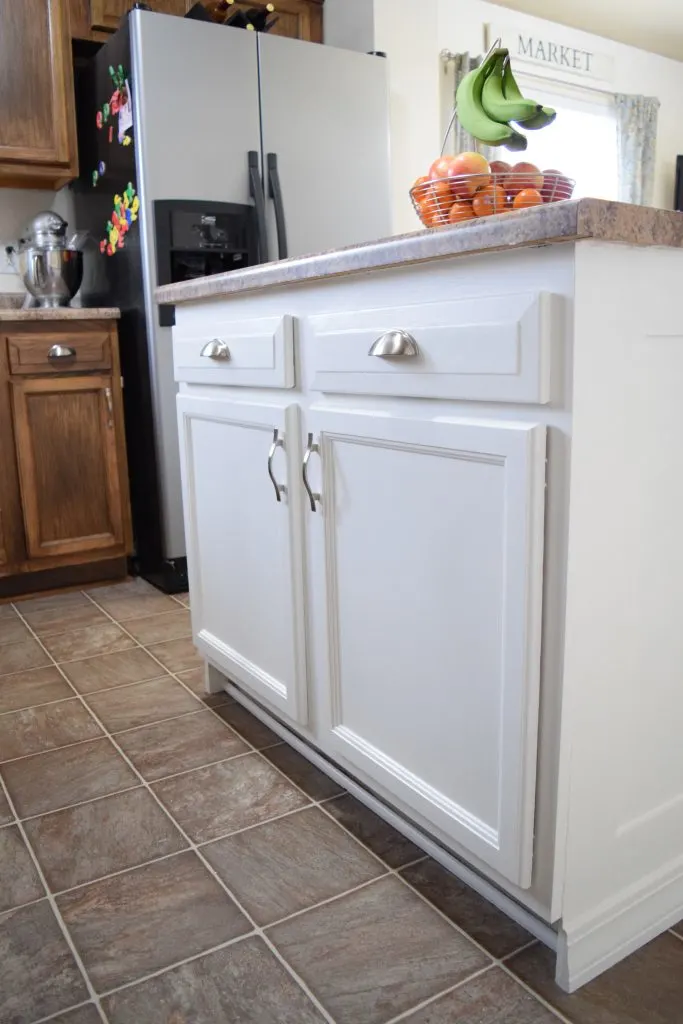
[513,75,618,200]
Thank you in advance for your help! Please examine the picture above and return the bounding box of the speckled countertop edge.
[0,296,120,320]
[154,199,683,307]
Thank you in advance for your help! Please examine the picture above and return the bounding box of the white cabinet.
[177,394,309,725]
[305,408,547,888]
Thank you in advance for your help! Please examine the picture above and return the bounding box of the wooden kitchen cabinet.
[229,0,323,42]
[0,319,132,596]
[0,0,78,189]
[89,0,186,32]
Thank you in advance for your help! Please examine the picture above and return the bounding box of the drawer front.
[173,315,295,388]
[309,292,557,404]
[7,331,112,375]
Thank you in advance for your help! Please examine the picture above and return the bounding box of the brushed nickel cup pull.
[267,428,287,503]
[302,432,321,512]
[368,329,419,358]
[200,339,230,360]
[48,344,76,360]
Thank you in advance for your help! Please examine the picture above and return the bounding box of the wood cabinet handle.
[104,387,113,428]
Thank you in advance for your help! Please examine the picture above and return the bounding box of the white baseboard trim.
[222,676,558,954]
[556,857,683,991]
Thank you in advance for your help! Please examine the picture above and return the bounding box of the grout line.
[97,929,257,1000]
[264,870,392,931]
[498,960,574,1023]
[670,929,683,944]
[6,586,560,1024]
[23,593,340,1024]
[0,727,110,767]
[52,848,189,899]
[0,770,105,1018]
[27,1000,103,1024]
[0,692,96,719]
[17,784,145,825]
[382,963,498,1024]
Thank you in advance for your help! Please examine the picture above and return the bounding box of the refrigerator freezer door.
[258,34,392,262]
[131,10,262,563]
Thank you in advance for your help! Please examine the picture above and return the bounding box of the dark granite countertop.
[154,199,683,307]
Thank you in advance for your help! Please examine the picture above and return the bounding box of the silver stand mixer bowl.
[16,247,84,308]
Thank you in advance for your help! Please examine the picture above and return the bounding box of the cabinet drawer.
[309,292,557,404]
[6,331,112,376]
[173,315,295,388]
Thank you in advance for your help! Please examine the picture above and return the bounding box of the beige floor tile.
[24,787,187,891]
[93,591,179,621]
[84,676,200,733]
[0,609,30,645]
[58,851,250,992]
[268,876,490,1024]
[42,623,135,663]
[60,648,169,694]
[87,578,157,602]
[116,710,248,781]
[0,787,13,825]
[0,638,51,677]
[3,737,138,818]
[0,825,44,911]
[147,637,203,673]
[47,1005,103,1023]
[103,937,326,1023]
[152,752,309,843]
[204,806,385,926]
[324,793,424,868]
[508,934,683,1024]
[0,665,72,714]
[0,901,88,1022]
[401,858,533,958]
[401,966,561,1022]
[123,609,192,645]
[0,699,102,762]
[16,592,108,638]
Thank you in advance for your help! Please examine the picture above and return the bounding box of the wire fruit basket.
[410,171,575,228]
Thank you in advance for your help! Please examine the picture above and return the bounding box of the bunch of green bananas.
[456,48,556,151]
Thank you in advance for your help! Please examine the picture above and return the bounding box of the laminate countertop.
[0,296,120,321]
[154,198,683,307]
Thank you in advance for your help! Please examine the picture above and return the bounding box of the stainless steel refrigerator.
[73,7,391,591]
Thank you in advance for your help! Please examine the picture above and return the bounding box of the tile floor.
[1,579,682,1024]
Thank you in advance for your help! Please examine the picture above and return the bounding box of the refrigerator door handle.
[267,152,288,260]
[248,150,268,262]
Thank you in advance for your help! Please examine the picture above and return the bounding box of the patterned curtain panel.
[614,94,660,206]
[449,52,492,160]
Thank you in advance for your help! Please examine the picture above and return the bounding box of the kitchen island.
[156,198,683,992]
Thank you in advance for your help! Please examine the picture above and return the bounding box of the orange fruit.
[420,179,453,220]
[448,200,475,224]
[512,188,543,210]
[472,184,507,217]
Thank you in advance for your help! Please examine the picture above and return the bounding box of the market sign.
[485,23,615,84]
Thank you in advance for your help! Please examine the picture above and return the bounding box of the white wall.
[0,187,76,294]
[327,0,683,234]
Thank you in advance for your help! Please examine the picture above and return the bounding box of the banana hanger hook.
[441,35,502,156]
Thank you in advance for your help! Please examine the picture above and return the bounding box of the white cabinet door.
[307,409,546,887]
[177,395,308,725]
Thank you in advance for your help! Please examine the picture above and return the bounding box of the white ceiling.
[489,0,683,61]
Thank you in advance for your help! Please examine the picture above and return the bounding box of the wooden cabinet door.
[0,0,77,181]
[307,408,547,887]
[230,0,322,42]
[90,0,186,31]
[11,375,128,560]
[177,394,309,725]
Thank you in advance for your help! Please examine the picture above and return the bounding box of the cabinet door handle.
[368,330,419,358]
[200,339,230,360]
[267,428,287,502]
[104,386,114,428]
[48,344,76,360]
[302,432,321,512]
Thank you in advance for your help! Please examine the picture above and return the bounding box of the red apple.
[508,162,543,194]
[448,151,491,197]
[541,169,574,203]
[429,155,456,180]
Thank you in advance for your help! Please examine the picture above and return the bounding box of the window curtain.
[614,94,660,206]
[449,52,492,160]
